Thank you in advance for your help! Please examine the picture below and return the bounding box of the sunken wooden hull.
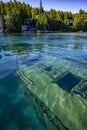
[17,56,87,130]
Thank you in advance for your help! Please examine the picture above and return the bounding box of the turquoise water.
[0,33,87,130]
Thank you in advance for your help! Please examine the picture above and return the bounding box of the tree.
[56,11,64,21]
[0,1,6,31]
[36,12,48,30]
[0,1,87,32]
[73,13,87,31]
[49,9,56,20]
[31,8,39,19]
[79,9,85,14]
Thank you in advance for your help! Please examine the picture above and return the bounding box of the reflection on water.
[0,33,87,130]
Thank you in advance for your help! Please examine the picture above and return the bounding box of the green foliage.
[49,9,56,20]
[36,12,48,30]
[0,1,32,32]
[0,1,87,32]
[79,9,85,14]
[31,8,39,19]
[73,11,87,31]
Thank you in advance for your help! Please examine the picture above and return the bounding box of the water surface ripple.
[0,33,87,130]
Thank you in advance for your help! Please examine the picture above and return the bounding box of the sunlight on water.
[0,33,87,130]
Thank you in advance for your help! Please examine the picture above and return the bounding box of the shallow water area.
[0,33,87,130]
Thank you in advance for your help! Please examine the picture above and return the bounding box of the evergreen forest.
[0,1,87,32]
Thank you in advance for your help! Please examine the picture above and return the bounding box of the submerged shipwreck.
[17,55,87,130]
